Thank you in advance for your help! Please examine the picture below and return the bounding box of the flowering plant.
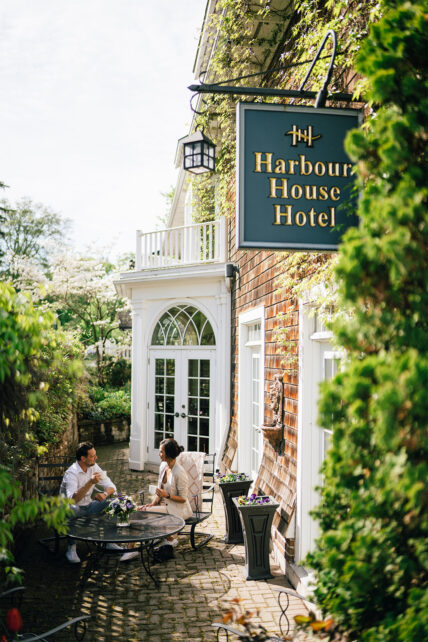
[237,494,272,506]
[1,607,23,641]
[216,472,249,483]
[104,493,136,521]
[221,598,271,641]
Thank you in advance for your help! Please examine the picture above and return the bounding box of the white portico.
[115,218,230,471]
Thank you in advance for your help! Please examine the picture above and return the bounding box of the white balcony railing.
[135,218,226,270]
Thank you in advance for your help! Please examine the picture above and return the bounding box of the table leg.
[77,540,164,589]
[79,543,105,589]
[140,541,159,588]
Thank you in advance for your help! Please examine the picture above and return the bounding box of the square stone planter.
[217,479,253,544]
[233,496,279,581]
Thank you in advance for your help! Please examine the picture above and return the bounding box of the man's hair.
[76,441,95,461]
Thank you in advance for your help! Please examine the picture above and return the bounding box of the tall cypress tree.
[308,1,428,640]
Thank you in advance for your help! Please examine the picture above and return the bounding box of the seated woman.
[120,438,192,561]
[140,438,193,546]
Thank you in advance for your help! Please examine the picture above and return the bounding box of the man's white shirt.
[60,461,116,506]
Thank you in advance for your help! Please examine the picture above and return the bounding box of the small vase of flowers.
[104,493,137,526]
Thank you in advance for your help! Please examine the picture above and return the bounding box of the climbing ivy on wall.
[192,0,381,367]
[192,0,292,221]
[192,0,379,224]
[192,1,380,360]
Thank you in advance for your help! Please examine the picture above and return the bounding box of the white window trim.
[296,302,333,563]
[238,306,265,476]
[245,340,261,348]
[296,301,346,564]
[310,330,332,342]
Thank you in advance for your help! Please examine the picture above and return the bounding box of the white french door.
[148,348,215,461]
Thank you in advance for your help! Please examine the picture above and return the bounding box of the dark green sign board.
[236,103,361,250]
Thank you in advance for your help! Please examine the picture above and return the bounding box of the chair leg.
[38,531,65,555]
[190,524,214,550]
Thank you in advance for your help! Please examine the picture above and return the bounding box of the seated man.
[61,441,122,563]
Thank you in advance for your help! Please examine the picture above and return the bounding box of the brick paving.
[15,443,307,641]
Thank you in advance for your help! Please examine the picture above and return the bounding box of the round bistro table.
[67,511,185,587]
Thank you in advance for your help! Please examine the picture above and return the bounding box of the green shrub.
[0,283,82,465]
[308,2,428,640]
[78,384,131,422]
[34,327,84,445]
[0,282,74,583]
[0,465,72,585]
[96,388,131,420]
[104,358,131,388]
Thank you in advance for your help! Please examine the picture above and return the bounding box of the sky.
[0,0,207,259]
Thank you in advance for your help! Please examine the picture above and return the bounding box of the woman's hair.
[160,438,184,460]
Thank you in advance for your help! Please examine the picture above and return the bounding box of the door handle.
[181,413,187,418]
[174,412,180,418]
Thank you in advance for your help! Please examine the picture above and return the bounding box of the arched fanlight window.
[151,305,215,346]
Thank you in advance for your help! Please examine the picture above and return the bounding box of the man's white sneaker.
[120,551,139,562]
[155,538,178,549]
[106,543,123,551]
[66,548,81,564]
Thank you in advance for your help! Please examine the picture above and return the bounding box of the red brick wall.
[222,214,298,540]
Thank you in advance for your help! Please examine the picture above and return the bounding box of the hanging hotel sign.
[236,103,361,250]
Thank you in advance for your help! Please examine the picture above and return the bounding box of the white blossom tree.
[49,253,128,384]
[0,197,70,281]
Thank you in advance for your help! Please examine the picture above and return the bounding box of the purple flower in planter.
[237,494,274,506]
[216,472,249,483]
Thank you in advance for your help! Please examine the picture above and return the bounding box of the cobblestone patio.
[15,443,306,641]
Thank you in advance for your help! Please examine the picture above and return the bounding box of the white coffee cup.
[99,470,108,481]
[149,484,157,495]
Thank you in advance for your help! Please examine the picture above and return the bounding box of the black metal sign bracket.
[299,29,337,108]
[188,30,352,112]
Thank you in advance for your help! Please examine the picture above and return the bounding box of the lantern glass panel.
[182,135,215,173]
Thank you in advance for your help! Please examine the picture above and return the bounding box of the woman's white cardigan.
[158,460,193,520]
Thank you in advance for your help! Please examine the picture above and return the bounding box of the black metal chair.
[185,452,216,549]
[212,585,318,640]
[0,587,90,641]
[37,456,74,554]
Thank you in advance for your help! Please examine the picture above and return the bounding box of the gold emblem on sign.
[285,124,321,147]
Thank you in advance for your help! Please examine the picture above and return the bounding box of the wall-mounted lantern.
[181,129,215,174]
